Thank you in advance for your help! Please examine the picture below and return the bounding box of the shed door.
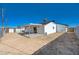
[33,27,37,33]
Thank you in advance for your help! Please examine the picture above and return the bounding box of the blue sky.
[0,3,79,27]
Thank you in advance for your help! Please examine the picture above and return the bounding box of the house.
[4,21,68,35]
[24,22,68,35]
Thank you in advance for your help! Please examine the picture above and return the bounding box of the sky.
[0,3,79,28]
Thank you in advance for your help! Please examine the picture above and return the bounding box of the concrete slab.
[0,33,64,54]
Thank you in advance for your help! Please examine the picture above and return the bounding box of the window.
[53,26,54,29]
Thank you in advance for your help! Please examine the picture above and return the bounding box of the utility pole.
[6,16,8,28]
[2,8,4,36]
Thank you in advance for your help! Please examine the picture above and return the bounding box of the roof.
[41,21,56,25]
[41,21,68,26]
[57,23,68,26]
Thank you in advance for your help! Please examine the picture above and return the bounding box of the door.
[33,27,37,33]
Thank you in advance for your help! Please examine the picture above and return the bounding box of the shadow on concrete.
[33,33,79,55]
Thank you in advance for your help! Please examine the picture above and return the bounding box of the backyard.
[0,32,63,54]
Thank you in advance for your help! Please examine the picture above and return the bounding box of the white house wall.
[44,22,56,35]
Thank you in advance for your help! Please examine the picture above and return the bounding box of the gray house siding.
[75,26,79,39]
[37,26,44,34]
[56,24,67,32]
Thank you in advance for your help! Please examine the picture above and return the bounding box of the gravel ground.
[33,32,79,55]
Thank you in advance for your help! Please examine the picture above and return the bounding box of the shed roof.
[25,23,42,26]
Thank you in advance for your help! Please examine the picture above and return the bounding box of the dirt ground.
[0,32,63,55]
[33,32,79,55]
